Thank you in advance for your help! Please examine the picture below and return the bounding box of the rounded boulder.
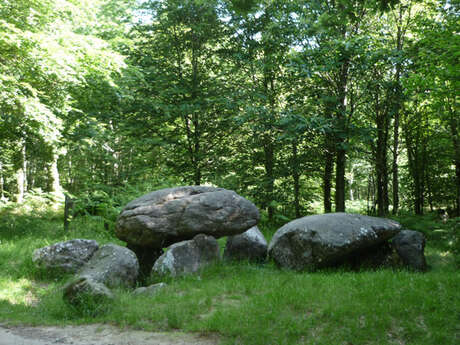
[268,213,402,271]
[115,186,260,248]
[32,239,99,273]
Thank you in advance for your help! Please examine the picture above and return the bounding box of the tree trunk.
[193,113,201,186]
[377,127,390,215]
[16,138,27,203]
[414,167,424,215]
[334,58,349,213]
[64,194,74,232]
[49,151,62,194]
[349,165,354,201]
[323,135,334,213]
[392,4,404,215]
[449,111,460,217]
[405,107,426,216]
[292,141,301,218]
[375,97,386,216]
[392,108,400,214]
[367,174,372,214]
[335,144,346,212]
[264,139,275,221]
[426,172,434,212]
[373,76,391,217]
[0,160,4,200]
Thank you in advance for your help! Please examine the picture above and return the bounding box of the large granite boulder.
[224,226,267,262]
[32,239,99,273]
[268,213,402,271]
[78,243,139,288]
[392,230,427,271]
[116,186,260,247]
[115,186,260,276]
[152,234,220,277]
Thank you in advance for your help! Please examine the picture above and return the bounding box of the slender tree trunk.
[376,150,385,217]
[334,59,349,213]
[0,160,4,199]
[392,5,404,215]
[262,58,277,221]
[373,77,391,216]
[449,111,460,217]
[415,150,426,216]
[367,175,371,214]
[193,113,201,185]
[378,133,390,215]
[375,91,385,216]
[405,108,426,215]
[349,165,354,201]
[392,110,400,214]
[49,151,62,194]
[426,172,434,212]
[264,139,275,220]
[16,138,27,203]
[323,135,334,213]
[335,144,346,212]
[292,141,301,218]
[189,28,202,186]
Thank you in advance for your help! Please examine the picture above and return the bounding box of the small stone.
[133,283,167,296]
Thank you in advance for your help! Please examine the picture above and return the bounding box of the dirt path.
[0,324,219,345]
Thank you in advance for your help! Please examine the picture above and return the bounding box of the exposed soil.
[0,324,218,345]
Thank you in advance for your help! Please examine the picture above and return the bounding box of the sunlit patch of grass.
[0,278,36,305]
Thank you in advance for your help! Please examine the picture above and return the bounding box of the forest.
[0,0,458,220]
[0,1,459,345]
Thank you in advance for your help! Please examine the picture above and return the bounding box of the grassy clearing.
[0,198,459,345]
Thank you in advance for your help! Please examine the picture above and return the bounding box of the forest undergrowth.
[0,191,459,345]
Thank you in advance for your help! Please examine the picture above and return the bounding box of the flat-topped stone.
[115,186,260,248]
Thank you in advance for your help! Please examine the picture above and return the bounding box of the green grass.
[0,198,459,345]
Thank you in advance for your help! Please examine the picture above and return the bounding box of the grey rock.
[152,234,220,277]
[32,239,99,273]
[133,282,167,296]
[392,230,427,271]
[63,276,114,306]
[78,243,139,288]
[268,213,402,271]
[224,226,267,262]
[115,186,260,248]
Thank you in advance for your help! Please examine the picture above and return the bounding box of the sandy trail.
[0,324,218,345]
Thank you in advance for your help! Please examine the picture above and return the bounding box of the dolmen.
[32,188,430,308]
[115,186,260,276]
